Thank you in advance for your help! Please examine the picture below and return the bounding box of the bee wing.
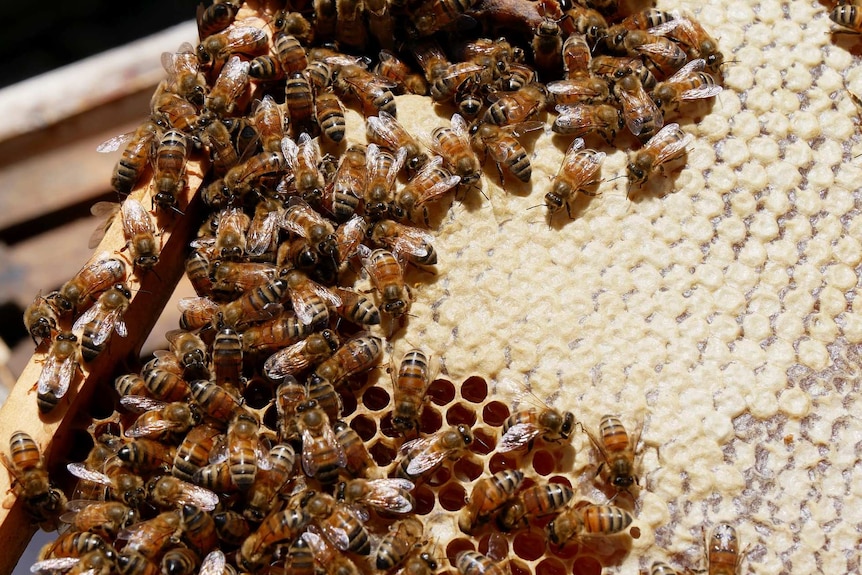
[38,353,77,400]
[405,442,450,476]
[209,437,229,464]
[248,210,283,256]
[96,131,135,153]
[567,138,586,155]
[335,215,368,261]
[65,463,112,486]
[36,354,61,396]
[256,439,273,471]
[125,417,184,439]
[616,88,661,137]
[362,478,415,513]
[648,123,694,165]
[498,422,542,452]
[320,518,352,552]
[89,309,122,346]
[264,340,315,379]
[72,303,101,334]
[309,281,342,308]
[679,83,723,101]
[281,135,300,171]
[30,557,80,573]
[633,40,684,67]
[664,58,705,83]
[451,113,471,140]
[290,290,325,327]
[200,551,226,575]
[508,121,544,138]
[121,198,155,236]
[298,131,321,165]
[387,227,435,263]
[174,481,220,510]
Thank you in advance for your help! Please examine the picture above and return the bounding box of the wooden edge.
[0,158,206,574]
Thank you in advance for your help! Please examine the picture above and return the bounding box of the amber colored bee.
[205,55,251,118]
[196,1,240,39]
[560,2,608,44]
[186,378,238,422]
[193,461,235,493]
[150,86,201,132]
[120,510,183,560]
[431,113,482,186]
[120,396,200,441]
[238,507,309,571]
[224,410,270,490]
[147,475,219,512]
[394,156,460,225]
[117,198,159,270]
[241,311,309,354]
[374,516,424,571]
[282,268,342,327]
[651,12,724,73]
[152,128,189,212]
[498,380,576,452]
[201,119,239,177]
[295,399,346,484]
[561,34,591,79]
[364,143,406,220]
[141,363,190,402]
[371,219,437,266]
[429,61,485,103]
[401,546,439,575]
[32,549,118,575]
[116,437,175,473]
[161,42,206,105]
[603,8,674,46]
[210,262,276,299]
[337,477,415,516]
[313,333,384,387]
[172,423,223,482]
[219,275,288,328]
[23,293,63,344]
[453,75,483,121]
[367,110,429,172]
[650,58,722,113]
[312,90,345,144]
[263,330,340,380]
[410,0,479,37]
[73,283,131,362]
[157,547,198,575]
[302,527,362,575]
[275,32,309,76]
[395,423,473,479]
[613,72,663,139]
[362,247,411,319]
[285,71,317,138]
[545,138,606,217]
[244,443,296,522]
[35,331,82,413]
[1,431,66,529]
[612,29,687,78]
[304,491,372,555]
[497,481,575,531]
[274,9,314,43]
[97,121,159,195]
[282,134,326,206]
[197,25,268,68]
[245,197,283,258]
[552,103,622,145]
[212,510,250,547]
[547,504,633,546]
[329,143,366,221]
[178,296,220,331]
[458,469,524,534]
[224,150,288,199]
[455,550,507,575]
[67,457,148,508]
[411,38,451,83]
[185,250,213,297]
[626,122,693,187]
[178,503,219,557]
[165,329,208,379]
[390,349,434,435]
[55,252,126,315]
[281,197,339,262]
[213,207,250,261]
[376,50,427,95]
[331,286,381,327]
[251,95,287,156]
[39,531,109,560]
[281,534,316,575]
[334,64,398,117]
[707,523,741,575]
[546,76,611,107]
[470,121,544,184]
[532,16,563,74]
[61,501,138,539]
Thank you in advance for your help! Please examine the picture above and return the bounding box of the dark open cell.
[412,484,436,515]
[453,455,484,481]
[469,427,496,455]
[548,475,572,488]
[513,531,546,561]
[572,556,602,575]
[460,376,488,403]
[537,558,567,575]
[362,385,391,410]
[445,538,475,567]
[532,450,556,476]
[340,388,357,416]
[349,414,377,441]
[438,482,466,511]
[427,378,456,405]
[489,452,521,474]
[262,403,279,431]
[419,406,443,434]
[446,403,477,426]
[510,558,532,575]
[482,401,511,427]
[369,440,397,467]
[242,377,273,409]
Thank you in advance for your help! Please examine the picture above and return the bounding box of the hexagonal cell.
[510,558,532,575]
[446,538,475,567]
[532,450,555,476]
[469,427,497,455]
[412,484,436,515]
[419,406,444,434]
[363,385,391,411]
[537,557,567,575]
[483,401,510,427]
[428,378,456,405]
[369,439,397,467]
[453,454,484,482]
[489,452,521,474]
[478,532,509,559]
[438,481,466,511]
[349,413,377,441]
[572,556,602,575]
[340,387,358,416]
[513,531,547,561]
[461,376,488,403]
[446,402,477,426]
[242,377,273,409]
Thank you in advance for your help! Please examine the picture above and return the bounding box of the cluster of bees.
[6,0,738,574]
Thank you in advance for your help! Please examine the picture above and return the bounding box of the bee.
[626,122,693,187]
[206,328,241,394]
[296,399,346,484]
[367,110,429,172]
[116,197,160,271]
[274,32,309,76]
[532,15,564,73]
[395,423,473,479]
[263,330,340,380]
[429,62,485,103]
[223,410,271,490]
[390,348,434,434]
[315,90,346,143]
[245,197,283,258]
[561,34,591,79]
[455,550,507,575]
[410,0,479,37]
[364,143,406,220]
[238,507,309,571]
[371,219,437,266]
[431,113,482,186]
[462,37,519,78]
[334,64,398,117]
[363,247,411,319]
[97,121,159,195]
[497,481,575,531]
[179,503,219,556]
[552,103,622,145]
[252,95,287,155]
[213,207,251,261]
[225,150,288,198]
[545,138,606,217]
[213,510,251,547]
[498,380,576,452]
[142,364,191,402]
[366,0,395,51]
[546,76,611,106]
[32,548,118,575]
[61,501,138,539]
[394,156,460,225]
[150,86,202,132]
[549,504,633,547]
[147,475,219,511]
[613,72,663,139]
[219,275,288,328]
[374,516,424,571]
[244,443,296,522]
[55,252,126,315]
[282,134,326,206]
[650,58,722,113]
[164,329,208,380]
[376,50,427,95]
[610,29,687,78]
[312,333,384,387]
[241,311,310,354]
[196,1,240,39]
[649,561,685,575]
[23,293,63,344]
[161,42,206,105]
[285,71,317,137]
[332,287,381,326]
[337,477,415,516]
[411,38,451,83]
[158,548,199,575]
[173,423,223,482]
[561,2,608,43]
[73,283,131,362]
[651,12,724,72]
[284,530,319,575]
[330,144,366,221]
[302,527,362,575]
[152,128,189,212]
[116,437,175,473]
[197,25,268,68]
[282,268,342,327]
[707,523,741,575]
[454,75,484,121]
[211,262,277,299]
[281,197,339,262]
[304,491,372,555]
[186,250,211,298]
[193,461,235,493]
[400,546,439,575]
[40,531,110,560]
[178,296,220,331]
[333,420,381,479]
[120,396,200,441]
[275,9,314,43]
[120,510,183,560]
[335,0,368,50]
[1,431,66,528]
[35,331,82,413]
[205,54,251,117]
[115,373,148,399]
[603,8,674,47]
[67,456,148,508]
[470,121,544,184]
[458,469,524,534]
[200,118,239,177]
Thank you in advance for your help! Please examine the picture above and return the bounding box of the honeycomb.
[8,1,862,574]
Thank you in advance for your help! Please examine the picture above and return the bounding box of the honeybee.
[238,507,309,571]
[651,12,724,72]
[120,510,183,560]
[314,90,346,144]
[497,481,575,531]
[179,503,219,556]
[400,545,439,575]
[546,504,634,546]
[211,262,276,299]
[626,122,693,187]
[147,475,219,511]
[394,156,460,225]
[35,331,82,413]
[707,523,741,575]
[371,219,437,266]
[178,296,220,331]
[312,332,384,387]
[282,134,326,206]
[114,373,148,399]
[116,198,159,270]
[224,150,288,198]
[552,103,622,145]
[251,95,286,155]
[73,283,131,362]
[165,329,208,380]
[152,128,189,212]
[219,275,288,328]
[263,330,340,379]
[150,86,201,132]
[334,64,398,117]
[245,197,283,258]
[282,268,342,327]
[173,423,223,482]
[213,510,250,547]
[281,197,339,262]
[332,287,381,327]
[546,76,611,106]
[304,491,372,555]
[532,15,563,73]
[454,75,483,121]
[55,252,126,315]
[561,34,591,79]
[430,114,481,187]
[611,29,687,78]
[208,328,242,393]
[196,1,240,39]
[67,456,148,508]
[285,71,317,137]
[390,348,434,434]
[241,311,310,354]
[498,380,576,452]
[337,477,415,516]
[330,144,366,221]
[97,121,159,195]
[374,516,424,571]
[117,437,175,473]
[613,72,663,139]
[560,1,607,42]
[545,138,606,217]
[274,8,314,42]
[1,431,66,529]
[470,121,544,184]
[458,469,524,534]
[302,527,362,575]
[193,461,235,493]
[197,25,268,68]
[185,249,213,297]
[363,247,411,318]
[142,364,191,402]
[213,207,250,262]
[32,548,118,575]
[649,561,685,575]
[367,111,429,172]
[205,55,251,117]
[376,50,427,95]
[429,62,485,103]
[395,423,473,479]
[296,399,346,484]
[222,410,271,490]
[23,293,63,344]
[161,42,206,105]
[39,531,110,560]
[333,420,382,479]
[201,118,239,177]
[244,443,296,522]
[120,396,200,441]
[650,58,722,113]
[455,550,507,575]
[158,548,198,575]
[61,501,138,539]
[410,0,479,37]
[365,143,407,220]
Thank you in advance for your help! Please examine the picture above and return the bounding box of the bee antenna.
[602,174,626,183]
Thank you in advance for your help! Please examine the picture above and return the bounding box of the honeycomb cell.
[379,412,399,438]
[350,413,376,441]
[513,531,547,561]
[470,427,497,455]
[419,406,444,434]
[572,556,601,575]
[369,440,397,467]
[532,450,556,476]
[262,404,279,431]
[413,484,436,515]
[548,475,572,489]
[363,385,391,410]
[447,403,477,426]
[510,558,532,575]
[489,452,520,474]
[242,378,273,409]
[446,538,475,565]
[428,379,456,405]
[453,454,484,482]
[461,376,488,403]
[341,388,358,416]
[438,481,466,511]
[428,466,452,487]
[483,401,511,427]
[537,557,567,575]
[478,532,509,559]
